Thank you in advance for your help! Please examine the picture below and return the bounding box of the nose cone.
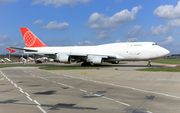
[157,47,170,58]
[164,49,170,55]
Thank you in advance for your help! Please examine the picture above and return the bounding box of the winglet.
[20,27,47,47]
[6,48,16,53]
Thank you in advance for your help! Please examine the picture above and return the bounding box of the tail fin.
[6,48,16,53]
[20,27,47,47]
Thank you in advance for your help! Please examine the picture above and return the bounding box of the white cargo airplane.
[10,27,170,66]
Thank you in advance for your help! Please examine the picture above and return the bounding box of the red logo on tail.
[20,27,47,47]
[24,31,36,47]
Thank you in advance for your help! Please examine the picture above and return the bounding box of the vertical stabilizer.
[20,27,47,47]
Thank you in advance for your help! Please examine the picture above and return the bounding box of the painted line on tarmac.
[36,69,130,107]
[27,96,33,101]
[102,96,130,106]
[115,100,130,106]
[0,71,47,113]
[0,77,4,81]
[24,71,76,89]
[79,89,87,93]
[40,69,180,100]
[52,81,56,83]
[37,105,47,113]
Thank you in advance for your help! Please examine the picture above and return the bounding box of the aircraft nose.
[164,49,170,55]
[157,48,170,58]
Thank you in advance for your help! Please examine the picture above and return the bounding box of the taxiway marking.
[39,69,180,100]
[0,77,4,81]
[0,71,47,113]
[25,70,130,107]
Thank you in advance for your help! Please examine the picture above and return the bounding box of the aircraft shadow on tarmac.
[0,99,97,111]
[0,99,150,112]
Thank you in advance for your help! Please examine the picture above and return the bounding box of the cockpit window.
[152,43,157,45]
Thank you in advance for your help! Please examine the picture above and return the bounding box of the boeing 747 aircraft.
[10,27,170,66]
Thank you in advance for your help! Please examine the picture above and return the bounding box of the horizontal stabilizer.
[6,48,16,53]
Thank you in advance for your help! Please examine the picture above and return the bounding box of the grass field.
[152,59,180,64]
[137,67,180,72]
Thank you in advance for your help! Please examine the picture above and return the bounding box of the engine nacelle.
[91,57,103,65]
[56,54,71,63]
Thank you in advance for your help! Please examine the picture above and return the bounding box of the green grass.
[39,66,109,70]
[137,67,180,72]
[152,59,180,64]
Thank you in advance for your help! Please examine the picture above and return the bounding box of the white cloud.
[0,0,17,5]
[0,43,5,46]
[154,0,180,19]
[11,41,24,46]
[95,34,112,40]
[116,40,121,43]
[124,25,144,38]
[33,20,44,25]
[159,36,174,45]
[151,25,172,36]
[85,5,142,29]
[78,40,93,45]
[31,0,91,7]
[106,7,109,11]
[127,38,137,42]
[167,19,180,27]
[0,35,10,42]
[43,21,69,30]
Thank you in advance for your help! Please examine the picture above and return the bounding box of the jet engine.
[56,54,71,63]
[91,57,103,65]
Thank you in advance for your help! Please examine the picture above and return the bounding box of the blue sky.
[0,0,180,54]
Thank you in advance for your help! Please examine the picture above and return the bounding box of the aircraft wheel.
[81,62,91,66]
[147,60,152,67]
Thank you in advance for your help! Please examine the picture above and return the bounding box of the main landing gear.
[147,60,152,67]
[81,62,92,66]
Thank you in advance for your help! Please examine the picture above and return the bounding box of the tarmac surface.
[0,61,180,113]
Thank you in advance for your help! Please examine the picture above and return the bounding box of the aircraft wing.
[19,51,118,58]
[10,47,38,52]
[9,46,124,62]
